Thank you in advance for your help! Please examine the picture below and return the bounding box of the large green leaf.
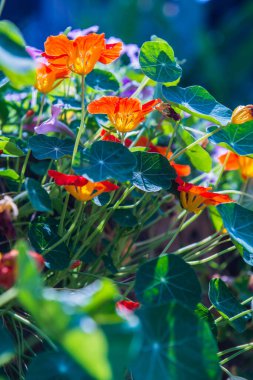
[86,69,119,92]
[131,151,176,192]
[26,351,93,380]
[208,278,251,333]
[131,302,221,380]
[28,219,70,270]
[134,254,201,310]
[208,121,253,155]
[162,85,232,125]
[74,141,137,182]
[139,41,182,83]
[218,203,253,254]
[25,178,52,212]
[0,20,36,88]
[0,324,15,366]
[177,126,212,172]
[29,135,74,160]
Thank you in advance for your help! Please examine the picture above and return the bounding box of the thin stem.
[160,213,188,254]
[219,345,253,365]
[0,287,17,307]
[166,120,180,155]
[0,0,6,17]
[130,76,150,98]
[71,75,85,167]
[58,193,70,236]
[188,246,236,265]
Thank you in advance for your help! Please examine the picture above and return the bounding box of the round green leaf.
[139,41,182,83]
[28,219,70,270]
[134,254,201,309]
[162,85,232,125]
[86,69,119,92]
[208,278,251,333]
[73,141,137,182]
[208,121,253,155]
[131,302,221,380]
[26,351,93,380]
[131,151,176,192]
[218,203,253,254]
[0,324,15,366]
[29,135,74,160]
[0,21,36,88]
[25,178,52,212]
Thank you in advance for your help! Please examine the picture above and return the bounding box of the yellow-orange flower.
[87,97,161,133]
[43,33,122,76]
[35,63,69,94]
[231,105,253,124]
[219,152,253,179]
[48,170,119,202]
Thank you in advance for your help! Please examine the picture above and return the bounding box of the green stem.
[0,287,17,307]
[0,0,6,17]
[130,76,150,98]
[71,75,85,167]
[217,189,253,201]
[58,193,70,236]
[219,342,253,357]
[188,246,236,265]
[219,345,253,365]
[166,120,180,156]
[160,213,188,255]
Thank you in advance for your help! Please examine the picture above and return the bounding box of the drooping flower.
[116,300,140,314]
[176,177,233,214]
[34,63,70,94]
[0,249,44,289]
[35,104,75,138]
[231,105,253,124]
[88,97,161,133]
[48,170,119,202]
[219,151,253,179]
[43,33,122,76]
[0,196,18,240]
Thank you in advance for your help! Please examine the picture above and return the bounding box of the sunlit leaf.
[0,168,19,181]
[86,69,119,92]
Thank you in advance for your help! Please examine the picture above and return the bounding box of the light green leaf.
[86,69,119,92]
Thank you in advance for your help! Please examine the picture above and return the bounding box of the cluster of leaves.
[0,18,253,380]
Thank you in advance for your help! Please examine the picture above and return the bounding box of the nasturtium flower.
[35,63,69,94]
[176,177,233,214]
[0,250,44,289]
[88,97,161,133]
[43,33,122,76]
[48,170,119,202]
[219,152,253,179]
[116,300,140,313]
[231,105,253,124]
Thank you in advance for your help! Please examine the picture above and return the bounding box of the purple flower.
[35,105,75,138]
[107,37,140,68]
[121,77,154,100]
[68,26,99,39]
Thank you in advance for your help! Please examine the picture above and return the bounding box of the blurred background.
[2,0,253,108]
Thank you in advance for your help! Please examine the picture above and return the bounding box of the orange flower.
[88,97,161,133]
[35,63,69,94]
[219,152,253,179]
[43,33,122,76]
[48,170,119,202]
[231,105,253,124]
[176,177,233,214]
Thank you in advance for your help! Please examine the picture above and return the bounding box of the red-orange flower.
[43,33,122,76]
[48,170,119,202]
[88,97,161,133]
[176,177,233,214]
[35,63,69,94]
[231,105,253,124]
[219,152,253,179]
[0,250,44,289]
[116,300,140,313]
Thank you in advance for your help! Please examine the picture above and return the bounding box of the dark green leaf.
[195,303,217,337]
[177,126,212,172]
[208,278,251,332]
[242,249,253,266]
[25,178,52,212]
[0,324,15,366]
[131,151,176,191]
[208,121,253,155]
[162,85,232,125]
[86,69,119,92]
[26,351,93,380]
[112,209,138,227]
[28,220,70,270]
[218,203,253,254]
[139,41,182,83]
[132,302,221,380]
[29,135,74,160]
[93,193,111,207]
[134,254,201,309]
[0,20,36,88]
[74,141,137,182]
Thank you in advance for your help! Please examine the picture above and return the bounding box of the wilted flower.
[88,97,160,133]
[35,104,75,138]
[0,196,18,240]
[43,33,122,76]
[48,170,119,202]
[176,177,233,214]
[231,105,253,124]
